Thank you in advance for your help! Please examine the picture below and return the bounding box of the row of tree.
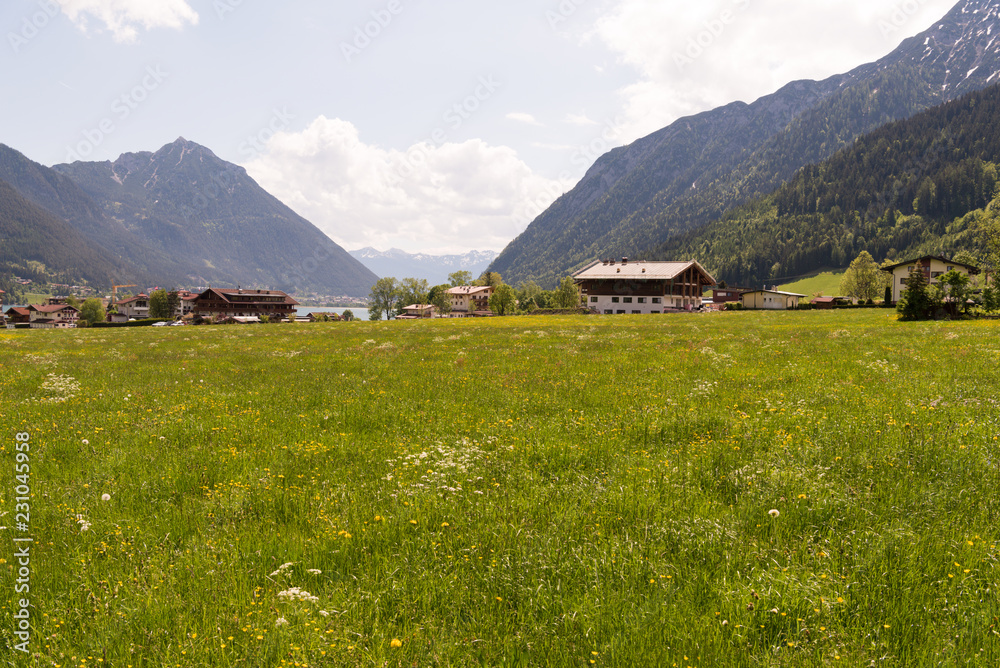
[367,271,581,321]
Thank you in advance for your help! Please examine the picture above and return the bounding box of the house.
[193,288,299,321]
[5,307,31,325]
[114,294,150,320]
[711,286,752,304]
[175,290,200,318]
[881,255,981,304]
[573,258,717,314]
[447,286,494,314]
[811,296,852,309]
[27,304,80,328]
[398,304,436,319]
[741,290,806,310]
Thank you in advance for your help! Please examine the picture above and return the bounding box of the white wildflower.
[277,587,319,603]
[275,617,289,627]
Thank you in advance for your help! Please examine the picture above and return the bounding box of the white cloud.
[243,116,572,254]
[592,0,957,142]
[57,0,199,43]
[563,113,599,127]
[506,112,543,126]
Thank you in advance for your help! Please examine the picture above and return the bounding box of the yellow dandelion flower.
[390,638,402,649]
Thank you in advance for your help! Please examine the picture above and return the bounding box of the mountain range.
[0,139,377,298]
[490,0,1000,287]
[349,248,498,285]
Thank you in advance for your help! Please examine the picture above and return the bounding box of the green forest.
[655,83,1000,286]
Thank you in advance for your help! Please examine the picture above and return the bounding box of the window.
[947,266,954,272]
[612,297,620,303]
[623,297,632,304]
[590,297,598,303]
[604,309,613,315]
[652,298,662,304]
[637,298,646,304]
[932,271,943,279]
[632,310,641,314]
[617,310,625,314]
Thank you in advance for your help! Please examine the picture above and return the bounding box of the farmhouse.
[193,288,299,321]
[115,294,150,320]
[27,304,80,328]
[741,290,806,310]
[573,258,716,314]
[882,255,981,304]
[448,286,493,314]
[5,307,31,325]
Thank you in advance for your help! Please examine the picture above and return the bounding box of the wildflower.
[277,587,319,603]
[307,569,322,575]
[275,617,289,627]
[319,610,330,617]
[768,509,780,518]
[390,638,402,648]
[82,439,89,445]
[101,494,111,502]
[270,562,295,577]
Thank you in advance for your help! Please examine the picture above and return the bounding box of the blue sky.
[2,0,958,254]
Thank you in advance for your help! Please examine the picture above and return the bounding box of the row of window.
[604,310,662,315]
[591,297,663,304]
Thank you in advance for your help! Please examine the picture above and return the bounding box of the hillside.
[656,83,1000,285]
[491,0,1000,287]
[0,144,190,285]
[0,178,129,286]
[53,138,378,297]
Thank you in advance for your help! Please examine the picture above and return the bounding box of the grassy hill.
[2,313,999,665]
[780,271,847,299]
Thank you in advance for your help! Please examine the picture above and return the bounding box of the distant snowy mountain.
[349,248,498,285]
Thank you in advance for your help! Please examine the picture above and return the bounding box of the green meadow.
[1,312,999,666]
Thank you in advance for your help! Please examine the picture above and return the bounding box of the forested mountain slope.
[491,0,1000,287]
[656,83,1000,285]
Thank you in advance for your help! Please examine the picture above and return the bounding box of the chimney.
[622,257,629,265]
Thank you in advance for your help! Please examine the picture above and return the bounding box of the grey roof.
[573,260,716,283]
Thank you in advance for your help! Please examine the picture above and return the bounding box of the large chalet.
[573,258,717,314]
[193,288,299,320]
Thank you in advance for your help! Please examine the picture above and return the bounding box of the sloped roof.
[881,255,981,274]
[573,260,716,284]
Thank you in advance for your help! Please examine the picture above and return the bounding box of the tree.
[368,277,399,321]
[79,298,105,326]
[840,251,886,302]
[167,291,181,318]
[939,269,972,317]
[488,284,517,316]
[476,271,503,288]
[342,309,355,322]
[149,289,172,319]
[396,278,430,315]
[555,276,580,308]
[898,267,937,320]
[428,284,453,315]
[448,271,472,287]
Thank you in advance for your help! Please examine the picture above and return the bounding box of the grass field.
[2,312,1000,666]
